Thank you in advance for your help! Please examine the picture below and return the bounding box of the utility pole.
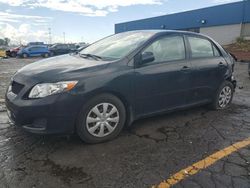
[48,27,52,44]
[63,32,66,44]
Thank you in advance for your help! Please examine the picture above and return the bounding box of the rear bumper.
[0,51,7,57]
[5,92,83,134]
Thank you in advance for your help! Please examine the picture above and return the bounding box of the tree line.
[0,38,10,46]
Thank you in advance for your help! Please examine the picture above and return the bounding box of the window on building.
[142,35,185,63]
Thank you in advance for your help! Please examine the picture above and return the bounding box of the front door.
[29,47,41,57]
[134,35,191,117]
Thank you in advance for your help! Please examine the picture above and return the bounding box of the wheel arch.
[104,90,134,126]
[76,89,135,130]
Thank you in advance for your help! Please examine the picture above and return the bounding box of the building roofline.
[115,1,243,26]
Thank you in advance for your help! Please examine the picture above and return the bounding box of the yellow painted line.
[153,137,250,188]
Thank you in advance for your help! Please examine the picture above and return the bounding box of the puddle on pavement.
[38,157,92,185]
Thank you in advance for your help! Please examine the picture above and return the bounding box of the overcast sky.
[0,0,241,45]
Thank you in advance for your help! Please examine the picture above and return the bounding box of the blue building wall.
[115,1,250,33]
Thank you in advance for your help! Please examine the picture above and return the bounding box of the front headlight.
[28,81,78,99]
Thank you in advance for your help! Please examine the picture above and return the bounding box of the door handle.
[181,66,191,72]
[218,62,224,67]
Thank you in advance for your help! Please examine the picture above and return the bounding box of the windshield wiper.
[79,53,102,60]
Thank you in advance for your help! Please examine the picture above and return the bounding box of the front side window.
[39,47,46,51]
[142,35,186,63]
[29,47,37,52]
[61,45,68,49]
[188,37,215,58]
[28,47,33,51]
[57,45,63,49]
[80,31,155,60]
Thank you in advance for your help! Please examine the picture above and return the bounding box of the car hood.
[15,54,112,82]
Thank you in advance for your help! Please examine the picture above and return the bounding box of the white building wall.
[200,24,241,45]
[242,23,250,38]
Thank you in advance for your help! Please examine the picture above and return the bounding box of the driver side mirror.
[141,51,155,64]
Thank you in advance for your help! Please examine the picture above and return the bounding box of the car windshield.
[79,31,154,60]
[51,44,58,48]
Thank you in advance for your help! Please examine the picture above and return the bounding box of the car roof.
[28,45,47,48]
[120,29,207,37]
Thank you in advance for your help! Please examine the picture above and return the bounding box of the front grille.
[11,81,24,95]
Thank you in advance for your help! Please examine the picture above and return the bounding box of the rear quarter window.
[212,45,221,57]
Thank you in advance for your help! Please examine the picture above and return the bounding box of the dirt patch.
[224,40,250,61]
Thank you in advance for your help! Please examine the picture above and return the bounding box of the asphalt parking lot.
[0,57,250,188]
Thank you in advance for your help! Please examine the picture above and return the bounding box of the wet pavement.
[0,57,250,188]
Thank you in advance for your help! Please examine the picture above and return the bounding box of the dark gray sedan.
[5,30,236,143]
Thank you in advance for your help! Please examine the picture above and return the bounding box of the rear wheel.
[210,81,234,110]
[22,53,28,58]
[43,53,49,58]
[76,94,126,144]
[11,52,16,57]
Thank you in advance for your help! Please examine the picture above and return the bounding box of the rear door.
[134,34,192,116]
[28,47,38,56]
[55,45,64,54]
[186,35,228,104]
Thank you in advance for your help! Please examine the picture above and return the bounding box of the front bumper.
[230,75,237,90]
[5,91,83,134]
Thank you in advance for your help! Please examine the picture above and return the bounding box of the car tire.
[22,53,28,58]
[210,81,234,110]
[43,53,49,58]
[76,94,126,144]
[11,52,16,57]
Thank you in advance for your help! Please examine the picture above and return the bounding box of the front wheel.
[22,53,28,58]
[76,94,126,144]
[210,81,234,110]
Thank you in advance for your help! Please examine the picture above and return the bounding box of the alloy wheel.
[218,86,232,108]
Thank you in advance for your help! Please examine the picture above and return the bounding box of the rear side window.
[143,35,185,63]
[188,36,217,58]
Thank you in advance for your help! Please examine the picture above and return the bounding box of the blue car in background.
[17,45,50,58]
